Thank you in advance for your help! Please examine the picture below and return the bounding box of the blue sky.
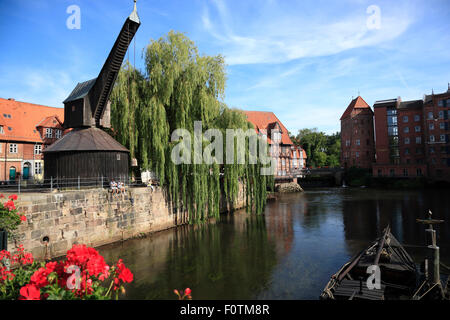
[1,0,449,134]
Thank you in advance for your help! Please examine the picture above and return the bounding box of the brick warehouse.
[341,85,450,182]
[0,98,65,181]
[340,96,375,169]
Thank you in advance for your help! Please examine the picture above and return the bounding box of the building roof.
[423,86,450,103]
[0,98,64,143]
[373,97,401,108]
[43,127,129,153]
[340,96,371,120]
[63,78,96,103]
[243,111,293,145]
[398,99,423,110]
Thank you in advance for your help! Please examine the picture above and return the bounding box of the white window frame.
[34,144,42,155]
[34,162,42,175]
[430,135,435,142]
[45,128,52,138]
[55,129,62,139]
[415,137,421,144]
[9,143,18,153]
[440,134,446,142]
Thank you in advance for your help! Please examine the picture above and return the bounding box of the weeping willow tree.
[111,31,273,223]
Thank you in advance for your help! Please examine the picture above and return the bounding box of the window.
[378,169,382,177]
[356,152,359,157]
[34,162,42,175]
[405,148,410,155]
[404,127,409,133]
[417,168,422,176]
[416,137,422,144]
[356,139,360,146]
[0,126,3,134]
[429,123,434,130]
[440,122,445,130]
[428,112,434,120]
[403,168,408,177]
[45,128,52,138]
[387,115,397,126]
[34,144,42,155]
[440,134,446,142]
[404,137,410,144]
[403,116,408,123]
[9,143,17,153]
[390,169,395,177]
[416,148,423,154]
[56,129,62,139]
[439,111,444,119]
[430,135,435,142]
[116,153,121,161]
[414,115,420,122]
[388,126,398,136]
[346,140,350,147]
[431,158,436,164]
[438,100,444,107]
[415,126,421,132]
[430,147,435,154]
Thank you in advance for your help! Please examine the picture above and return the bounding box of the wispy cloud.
[202,0,415,65]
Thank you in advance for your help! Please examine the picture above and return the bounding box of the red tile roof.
[0,98,64,143]
[340,96,371,120]
[243,111,293,145]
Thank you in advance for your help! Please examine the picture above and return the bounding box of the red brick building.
[0,98,65,181]
[244,111,306,180]
[423,88,450,179]
[371,86,450,181]
[372,98,428,177]
[340,96,375,169]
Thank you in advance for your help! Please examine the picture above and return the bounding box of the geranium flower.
[8,194,18,200]
[19,284,41,300]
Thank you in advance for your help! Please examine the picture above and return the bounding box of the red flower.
[118,267,133,283]
[184,288,192,296]
[8,194,18,200]
[19,284,41,300]
[3,200,16,211]
[20,215,27,222]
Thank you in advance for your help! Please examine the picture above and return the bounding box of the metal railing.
[0,175,158,194]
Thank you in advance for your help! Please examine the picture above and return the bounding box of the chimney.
[7,98,15,101]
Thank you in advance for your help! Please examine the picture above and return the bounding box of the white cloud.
[202,0,415,65]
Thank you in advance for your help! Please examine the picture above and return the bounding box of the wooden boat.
[320,226,417,300]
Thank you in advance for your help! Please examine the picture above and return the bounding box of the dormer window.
[56,129,62,139]
[45,128,53,138]
[0,126,3,134]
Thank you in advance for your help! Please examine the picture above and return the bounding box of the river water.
[98,187,450,300]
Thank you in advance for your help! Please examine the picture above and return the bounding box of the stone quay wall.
[12,184,245,260]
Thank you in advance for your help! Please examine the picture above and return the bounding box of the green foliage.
[111,31,272,223]
[290,128,340,168]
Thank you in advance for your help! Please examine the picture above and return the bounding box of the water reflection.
[98,188,450,300]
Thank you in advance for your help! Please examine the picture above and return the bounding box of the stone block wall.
[12,184,246,260]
